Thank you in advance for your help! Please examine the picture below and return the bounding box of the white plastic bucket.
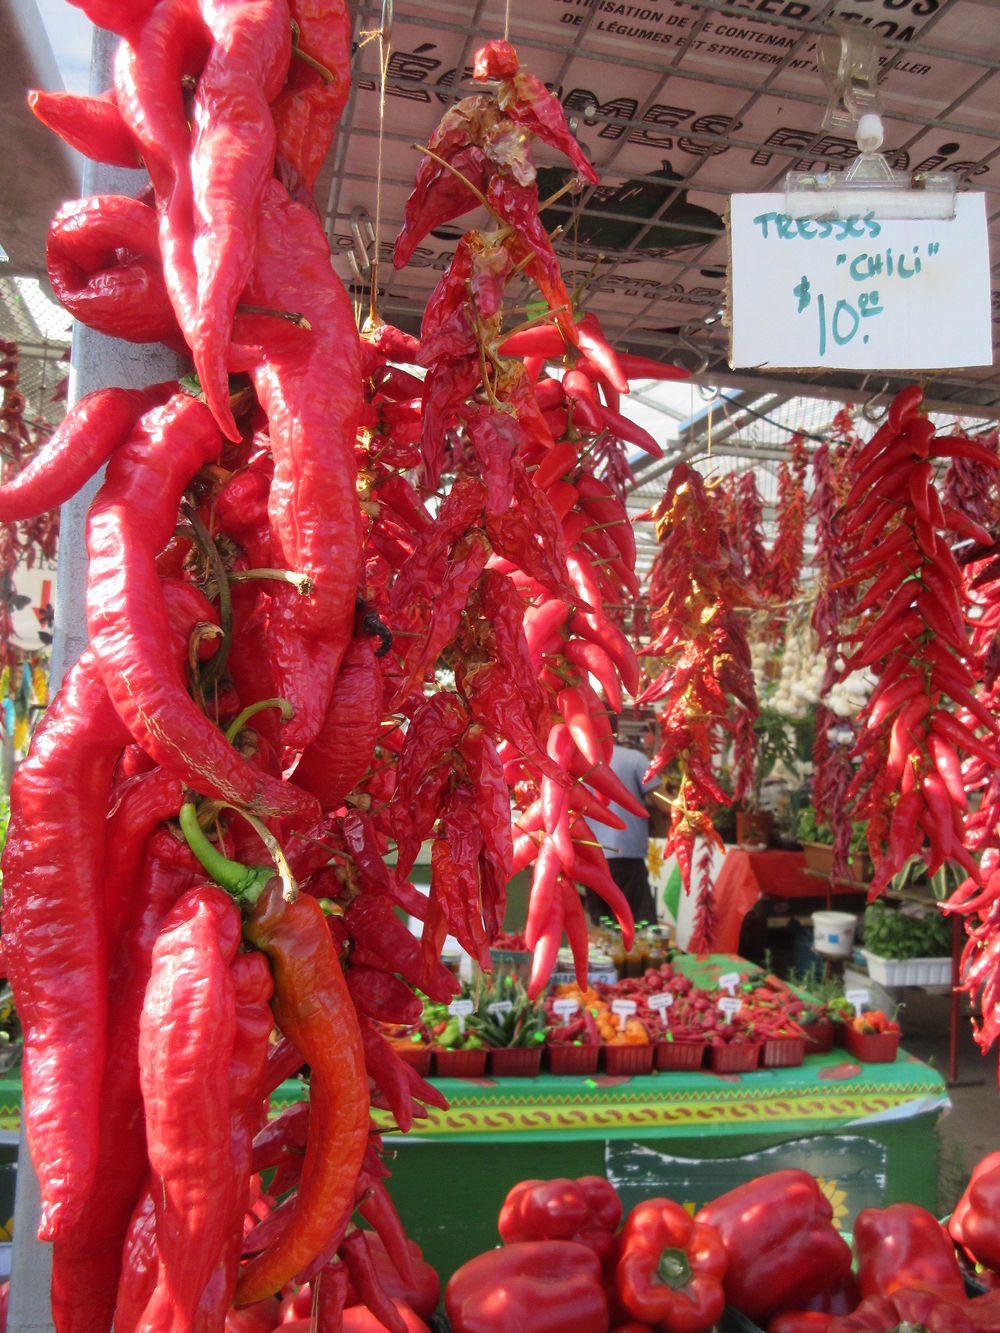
[812,911,857,959]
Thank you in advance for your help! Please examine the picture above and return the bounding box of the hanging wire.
[358,0,393,325]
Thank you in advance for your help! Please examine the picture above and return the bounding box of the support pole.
[7,23,181,1330]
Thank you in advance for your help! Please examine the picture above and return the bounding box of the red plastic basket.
[803,1020,836,1055]
[488,1046,543,1078]
[708,1041,761,1073]
[655,1040,706,1071]
[602,1044,654,1076]
[392,1043,432,1078]
[546,1043,600,1075]
[433,1047,488,1078]
[844,1026,901,1063]
[761,1036,806,1069]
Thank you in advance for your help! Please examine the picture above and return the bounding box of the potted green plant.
[796,807,871,882]
[470,976,548,1077]
[736,707,802,846]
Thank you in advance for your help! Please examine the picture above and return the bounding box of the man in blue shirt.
[584,732,659,928]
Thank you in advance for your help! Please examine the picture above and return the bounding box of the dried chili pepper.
[271,0,352,191]
[190,0,292,441]
[236,178,363,747]
[28,86,142,168]
[86,393,316,821]
[1,649,131,1240]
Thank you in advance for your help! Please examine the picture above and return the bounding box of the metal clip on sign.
[783,19,956,223]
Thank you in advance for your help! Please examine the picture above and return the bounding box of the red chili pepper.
[616,351,690,382]
[138,886,244,1322]
[0,650,131,1240]
[238,178,364,747]
[569,611,640,696]
[295,636,385,809]
[28,86,143,168]
[887,384,924,432]
[931,708,1000,767]
[188,0,292,440]
[46,195,187,350]
[114,0,212,337]
[0,381,174,522]
[340,1230,409,1333]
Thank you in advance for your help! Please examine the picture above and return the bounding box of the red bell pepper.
[695,1169,852,1320]
[498,1176,622,1264]
[949,1150,1000,1275]
[853,1203,966,1301]
[767,1314,836,1333]
[342,1300,432,1332]
[444,1240,608,1333]
[615,1198,728,1333]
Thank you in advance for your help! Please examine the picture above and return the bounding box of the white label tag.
[448,998,474,1034]
[487,1000,513,1018]
[552,998,580,1022]
[718,996,743,1020]
[611,997,637,1031]
[648,992,674,1016]
[846,988,871,1017]
[718,972,741,996]
[729,193,993,371]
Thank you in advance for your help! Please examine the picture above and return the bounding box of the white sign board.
[728,193,993,371]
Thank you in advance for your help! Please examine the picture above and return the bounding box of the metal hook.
[380,0,393,46]
[675,323,711,378]
[859,376,891,424]
[349,206,376,274]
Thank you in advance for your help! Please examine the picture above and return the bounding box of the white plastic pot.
[812,910,858,959]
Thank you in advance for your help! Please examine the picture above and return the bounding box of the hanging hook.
[349,206,376,274]
[675,322,711,378]
[859,376,891,424]
[380,0,393,46]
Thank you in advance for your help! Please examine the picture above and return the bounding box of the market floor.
[891,986,999,1213]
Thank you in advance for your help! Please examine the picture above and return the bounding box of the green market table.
[272,1043,948,1284]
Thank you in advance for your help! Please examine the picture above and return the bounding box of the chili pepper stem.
[235,303,312,331]
[224,697,295,745]
[178,799,283,905]
[228,567,314,595]
[181,502,233,689]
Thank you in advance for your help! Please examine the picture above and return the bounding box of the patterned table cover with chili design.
[271,950,948,1144]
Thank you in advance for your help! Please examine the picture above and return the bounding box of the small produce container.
[844,1025,901,1063]
[391,1043,432,1078]
[655,1039,706,1071]
[802,1019,836,1055]
[812,911,858,959]
[546,1043,600,1075]
[488,1046,543,1078]
[761,1035,806,1068]
[602,1043,654,1076]
[433,1047,488,1078]
[709,1041,761,1073]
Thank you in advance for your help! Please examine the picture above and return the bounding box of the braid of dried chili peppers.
[1,650,131,1240]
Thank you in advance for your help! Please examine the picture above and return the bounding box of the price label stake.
[611,997,637,1032]
[552,998,580,1023]
[487,1000,513,1019]
[846,988,870,1017]
[448,997,474,1035]
[648,992,674,1017]
[718,972,741,996]
[718,996,743,1021]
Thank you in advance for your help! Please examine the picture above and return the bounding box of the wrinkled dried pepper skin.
[138,886,242,1326]
[236,881,370,1304]
[234,179,364,748]
[271,0,352,191]
[85,393,317,822]
[50,827,203,1333]
[1,650,130,1241]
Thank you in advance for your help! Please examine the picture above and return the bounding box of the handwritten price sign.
[728,193,991,371]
